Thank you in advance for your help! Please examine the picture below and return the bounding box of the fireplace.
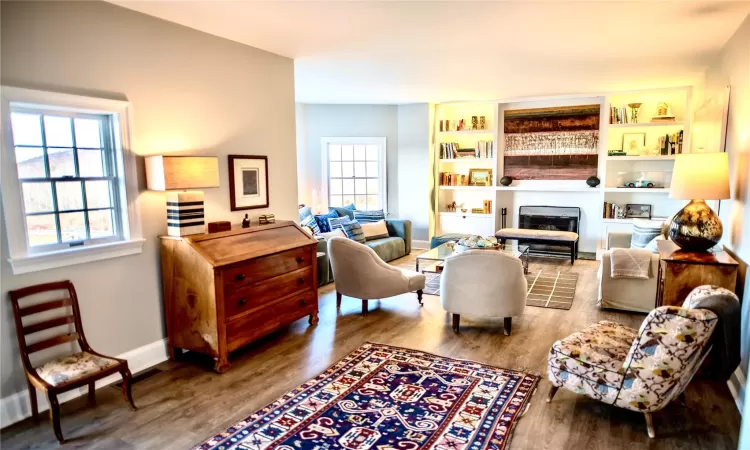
[504,206,580,257]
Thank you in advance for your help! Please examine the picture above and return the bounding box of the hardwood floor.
[0,254,741,449]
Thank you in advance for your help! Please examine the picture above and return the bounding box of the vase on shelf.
[627,103,642,123]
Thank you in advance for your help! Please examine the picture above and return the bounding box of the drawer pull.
[234,274,246,281]
[297,278,305,284]
[237,298,248,306]
[296,257,304,263]
[300,300,308,306]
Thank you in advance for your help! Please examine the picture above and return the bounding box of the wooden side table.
[656,240,738,307]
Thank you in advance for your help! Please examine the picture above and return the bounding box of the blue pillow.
[328,216,351,231]
[314,211,339,233]
[339,220,366,244]
[328,203,356,221]
[299,206,313,222]
[353,209,385,223]
[300,214,320,234]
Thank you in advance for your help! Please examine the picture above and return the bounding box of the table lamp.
[145,156,220,236]
[668,152,730,251]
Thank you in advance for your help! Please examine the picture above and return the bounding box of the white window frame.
[320,137,387,213]
[1,86,144,274]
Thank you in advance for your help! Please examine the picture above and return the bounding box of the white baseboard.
[412,240,430,250]
[0,338,168,428]
[728,366,746,414]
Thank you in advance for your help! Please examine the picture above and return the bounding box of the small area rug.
[525,271,578,310]
[193,342,539,450]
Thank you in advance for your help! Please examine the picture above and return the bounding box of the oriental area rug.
[193,343,539,450]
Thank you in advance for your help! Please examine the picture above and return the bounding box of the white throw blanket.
[610,248,652,279]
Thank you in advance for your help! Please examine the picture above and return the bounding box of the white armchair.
[440,249,527,335]
[327,236,425,316]
[598,232,660,313]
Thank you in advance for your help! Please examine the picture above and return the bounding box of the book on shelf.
[657,130,683,155]
[439,172,467,186]
[609,104,629,124]
[482,199,492,214]
[439,141,494,159]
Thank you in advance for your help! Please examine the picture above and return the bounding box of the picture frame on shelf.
[622,133,646,156]
[625,204,652,219]
[468,168,492,186]
[228,155,269,211]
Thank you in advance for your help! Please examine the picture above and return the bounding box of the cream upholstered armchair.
[546,289,723,438]
[599,231,660,313]
[440,249,526,335]
[327,236,425,316]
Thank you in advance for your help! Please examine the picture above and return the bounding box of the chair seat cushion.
[496,228,578,242]
[548,321,637,404]
[35,351,120,386]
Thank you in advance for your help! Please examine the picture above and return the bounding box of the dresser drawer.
[224,266,314,319]
[222,247,312,289]
[226,291,316,351]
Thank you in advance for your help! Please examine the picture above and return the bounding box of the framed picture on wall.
[625,203,652,219]
[229,155,269,211]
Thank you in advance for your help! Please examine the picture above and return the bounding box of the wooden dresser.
[656,240,738,307]
[160,221,318,372]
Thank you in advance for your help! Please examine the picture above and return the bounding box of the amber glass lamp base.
[668,199,723,252]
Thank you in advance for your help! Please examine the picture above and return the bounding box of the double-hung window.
[322,137,387,211]
[2,87,143,274]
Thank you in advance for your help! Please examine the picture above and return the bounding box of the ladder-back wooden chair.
[9,280,137,444]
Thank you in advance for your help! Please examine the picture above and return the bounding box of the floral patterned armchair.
[546,300,719,438]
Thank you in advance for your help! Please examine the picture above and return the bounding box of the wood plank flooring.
[0,255,741,449]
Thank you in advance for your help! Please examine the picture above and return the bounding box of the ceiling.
[112,1,750,104]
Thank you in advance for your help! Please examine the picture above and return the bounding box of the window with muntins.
[10,109,122,250]
[326,141,385,211]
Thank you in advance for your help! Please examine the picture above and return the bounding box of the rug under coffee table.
[193,342,539,450]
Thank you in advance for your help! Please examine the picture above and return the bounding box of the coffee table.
[416,242,530,275]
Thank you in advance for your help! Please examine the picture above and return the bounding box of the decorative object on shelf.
[460,208,468,213]
[668,153,730,251]
[259,214,275,225]
[500,175,513,186]
[625,204,652,219]
[607,150,627,156]
[622,132,646,155]
[446,201,457,212]
[471,208,485,214]
[586,176,600,187]
[623,179,656,188]
[618,170,671,188]
[614,204,627,219]
[207,221,231,233]
[468,168,492,186]
[145,155,220,237]
[241,214,250,228]
[652,102,676,122]
[229,155,269,211]
[627,102,642,123]
[480,116,486,129]
[483,199,493,213]
[504,105,599,180]
[471,116,478,130]
[458,119,465,131]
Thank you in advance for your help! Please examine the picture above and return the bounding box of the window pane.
[366,162,378,177]
[88,209,114,238]
[354,179,366,195]
[367,179,379,194]
[85,180,111,208]
[329,161,341,178]
[26,214,58,247]
[354,195,367,211]
[341,161,353,178]
[329,195,343,207]
[43,116,73,147]
[354,162,366,177]
[56,181,83,211]
[342,179,354,195]
[367,195,380,209]
[342,195,354,206]
[11,113,43,146]
[329,145,341,161]
[15,147,45,178]
[341,145,353,161]
[74,118,102,148]
[354,145,366,160]
[78,149,104,177]
[329,179,342,195]
[48,147,75,177]
[59,211,86,242]
[366,145,379,161]
[22,182,53,213]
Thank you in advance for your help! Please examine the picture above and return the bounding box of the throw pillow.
[328,216,351,231]
[631,219,664,249]
[354,209,386,223]
[360,219,389,241]
[328,203,356,221]
[644,235,666,253]
[300,214,320,235]
[339,220,366,244]
[314,211,339,233]
[299,206,313,222]
[317,229,346,240]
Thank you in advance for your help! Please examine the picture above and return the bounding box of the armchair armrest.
[386,219,412,255]
[607,232,632,250]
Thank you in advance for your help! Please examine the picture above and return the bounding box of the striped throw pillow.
[328,216,351,231]
[300,214,320,235]
[339,220,366,244]
[353,209,385,223]
[631,219,664,249]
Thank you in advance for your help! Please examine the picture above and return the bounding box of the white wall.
[396,104,430,241]
[0,0,297,400]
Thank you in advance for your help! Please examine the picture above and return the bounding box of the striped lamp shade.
[166,191,206,237]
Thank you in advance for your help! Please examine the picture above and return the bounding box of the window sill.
[8,238,146,275]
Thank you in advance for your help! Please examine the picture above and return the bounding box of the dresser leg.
[214,356,231,373]
[309,311,319,325]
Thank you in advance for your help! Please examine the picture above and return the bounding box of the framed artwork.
[622,133,646,155]
[228,155,269,211]
[468,168,492,186]
[625,203,652,219]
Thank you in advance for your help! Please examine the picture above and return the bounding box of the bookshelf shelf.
[498,185,600,192]
[439,212,494,218]
[608,121,684,129]
[439,129,495,135]
[605,155,677,161]
[439,185,493,191]
[439,158,494,163]
[603,187,669,194]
